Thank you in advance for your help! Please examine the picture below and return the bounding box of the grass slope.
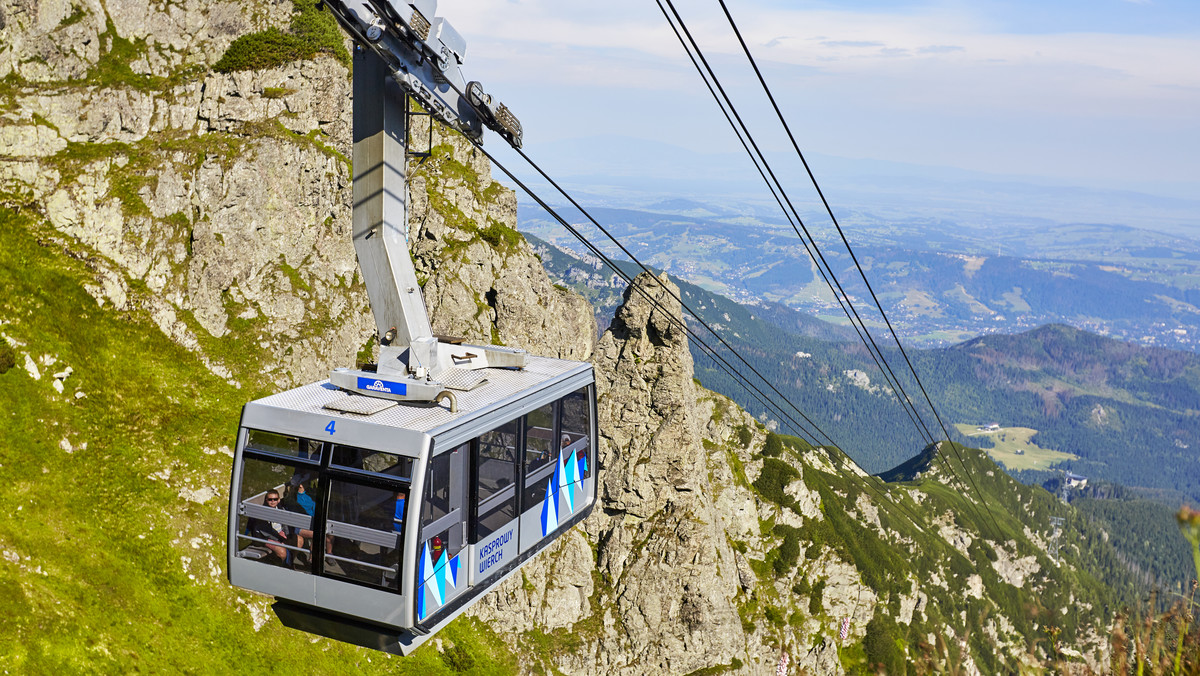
[748,434,1138,672]
[0,207,515,673]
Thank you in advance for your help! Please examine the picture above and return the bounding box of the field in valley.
[955,424,1078,471]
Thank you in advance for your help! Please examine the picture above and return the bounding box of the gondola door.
[469,420,520,587]
[415,443,467,624]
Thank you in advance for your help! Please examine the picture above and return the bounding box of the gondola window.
[473,421,520,541]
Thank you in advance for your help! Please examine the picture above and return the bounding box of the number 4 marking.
[325,420,337,436]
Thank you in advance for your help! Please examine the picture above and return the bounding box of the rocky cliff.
[0,2,1133,674]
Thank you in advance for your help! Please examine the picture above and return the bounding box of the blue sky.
[447,0,1198,200]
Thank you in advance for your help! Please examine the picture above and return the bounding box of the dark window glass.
[235,457,316,573]
[420,445,466,562]
[523,403,556,510]
[331,445,413,480]
[421,452,452,527]
[245,430,322,464]
[473,421,519,541]
[559,387,593,481]
[324,480,403,589]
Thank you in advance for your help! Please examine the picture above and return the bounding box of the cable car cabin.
[227,355,597,654]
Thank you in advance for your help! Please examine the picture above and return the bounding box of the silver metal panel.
[313,574,407,628]
[229,556,318,606]
[400,449,428,626]
[241,502,313,531]
[397,548,521,655]
[430,17,466,62]
[421,509,461,538]
[468,519,518,587]
[327,520,403,549]
[411,0,436,22]
[518,502,543,554]
[243,356,590,444]
[227,425,250,581]
[323,393,398,415]
[352,48,434,349]
[240,395,432,458]
[235,357,591,630]
[430,366,595,452]
[449,446,466,553]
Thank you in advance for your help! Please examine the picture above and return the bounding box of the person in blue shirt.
[393,489,407,533]
[294,481,316,516]
[287,478,323,566]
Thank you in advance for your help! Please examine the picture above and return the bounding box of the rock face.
[407,116,595,360]
[583,275,746,672]
[0,2,590,388]
[587,274,746,671]
[0,0,288,82]
[3,54,367,388]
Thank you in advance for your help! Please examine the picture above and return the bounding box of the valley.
[3,0,1200,671]
[530,234,1200,508]
[521,203,1200,351]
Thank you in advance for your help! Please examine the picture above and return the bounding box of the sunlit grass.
[0,208,515,673]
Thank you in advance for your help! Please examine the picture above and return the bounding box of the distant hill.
[919,325,1200,500]
[531,239,1200,505]
[521,202,1200,351]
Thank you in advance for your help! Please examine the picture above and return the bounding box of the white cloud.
[444,0,1200,183]
[452,1,1199,113]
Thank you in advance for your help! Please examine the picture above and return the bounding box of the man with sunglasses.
[248,490,292,563]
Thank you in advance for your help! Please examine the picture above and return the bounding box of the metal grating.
[249,355,589,435]
[323,394,398,415]
[481,343,525,355]
[437,368,488,392]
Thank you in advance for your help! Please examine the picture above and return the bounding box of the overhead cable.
[468,139,941,542]
[713,0,1002,536]
[658,0,999,534]
[655,0,938,446]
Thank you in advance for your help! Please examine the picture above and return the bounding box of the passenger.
[290,476,317,516]
[288,478,322,558]
[393,489,407,533]
[247,490,292,562]
[560,434,571,450]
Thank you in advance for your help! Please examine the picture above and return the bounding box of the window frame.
[469,420,521,544]
[238,428,414,593]
[521,401,559,513]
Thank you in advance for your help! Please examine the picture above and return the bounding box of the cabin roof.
[247,354,591,437]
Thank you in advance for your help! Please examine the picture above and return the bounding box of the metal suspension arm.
[320,0,528,407]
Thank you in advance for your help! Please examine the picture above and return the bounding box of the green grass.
[214,0,350,74]
[262,87,297,99]
[955,423,1077,471]
[0,207,518,672]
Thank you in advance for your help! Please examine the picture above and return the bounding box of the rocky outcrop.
[586,273,746,672]
[407,116,595,360]
[2,55,366,388]
[0,0,288,82]
[1,1,591,387]
[469,274,746,674]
